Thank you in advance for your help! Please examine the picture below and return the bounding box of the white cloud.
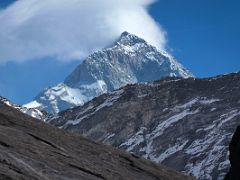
[0,0,166,63]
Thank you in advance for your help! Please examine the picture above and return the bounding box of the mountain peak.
[115,31,147,46]
[27,32,193,114]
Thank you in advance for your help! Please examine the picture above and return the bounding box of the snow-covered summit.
[115,31,147,46]
[26,32,193,114]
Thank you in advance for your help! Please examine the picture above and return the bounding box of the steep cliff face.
[25,32,192,114]
[0,98,192,180]
[224,126,240,180]
[48,72,240,180]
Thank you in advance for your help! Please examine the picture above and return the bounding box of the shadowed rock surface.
[224,126,240,180]
[49,72,240,180]
[0,99,192,180]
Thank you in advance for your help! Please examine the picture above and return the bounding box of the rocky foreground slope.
[0,98,192,180]
[25,32,192,114]
[48,72,240,180]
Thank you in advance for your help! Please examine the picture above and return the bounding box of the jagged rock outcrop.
[25,32,192,114]
[224,126,240,180]
[0,98,192,180]
[48,72,240,180]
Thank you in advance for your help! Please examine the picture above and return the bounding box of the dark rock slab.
[0,101,192,180]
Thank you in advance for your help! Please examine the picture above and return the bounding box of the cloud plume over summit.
[0,0,166,63]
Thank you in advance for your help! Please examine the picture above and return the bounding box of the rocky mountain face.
[224,126,240,180]
[48,72,240,180]
[0,96,46,120]
[0,97,192,180]
[25,32,192,114]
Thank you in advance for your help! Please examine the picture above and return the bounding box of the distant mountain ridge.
[25,32,192,114]
[47,72,240,180]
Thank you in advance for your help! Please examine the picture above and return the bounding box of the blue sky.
[150,0,240,76]
[0,0,239,104]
